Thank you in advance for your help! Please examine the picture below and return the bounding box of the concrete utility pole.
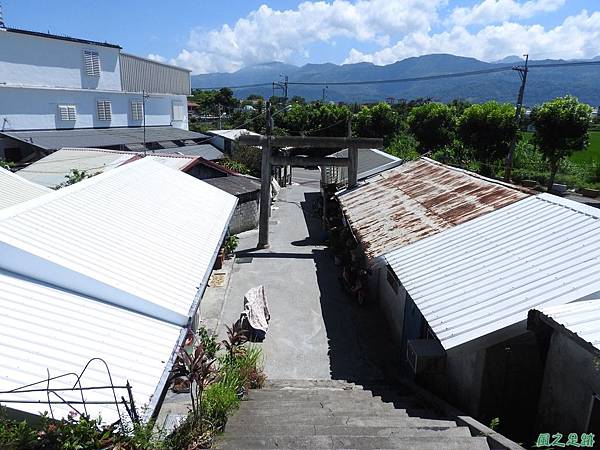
[257,102,273,248]
[504,54,529,181]
[272,74,289,101]
[347,117,358,189]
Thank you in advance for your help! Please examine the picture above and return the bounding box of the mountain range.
[192,54,600,106]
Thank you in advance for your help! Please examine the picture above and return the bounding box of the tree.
[531,95,592,190]
[290,96,306,104]
[214,88,239,109]
[353,103,402,144]
[458,101,517,176]
[407,102,455,154]
[274,102,352,137]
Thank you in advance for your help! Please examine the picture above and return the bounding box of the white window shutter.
[131,100,144,120]
[58,105,77,121]
[84,50,101,77]
[97,100,112,121]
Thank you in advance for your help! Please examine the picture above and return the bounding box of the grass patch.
[571,131,600,165]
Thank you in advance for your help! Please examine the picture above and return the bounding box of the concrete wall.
[378,265,407,350]
[229,199,259,235]
[0,30,121,91]
[536,331,600,433]
[0,86,188,131]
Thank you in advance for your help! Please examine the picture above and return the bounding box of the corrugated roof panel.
[0,158,237,321]
[2,127,208,150]
[386,194,600,351]
[0,167,51,209]
[0,269,181,423]
[17,148,199,188]
[338,158,531,260]
[18,148,137,188]
[323,148,402,185]
[537,300,600,350]
[153,145,224,160]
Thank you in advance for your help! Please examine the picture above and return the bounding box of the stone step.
[235,404,441,420]
[222,424,473,438]
[264,380,357,389]
[214,435,490,450]
[226,413,458,429]
[238,399,398,411]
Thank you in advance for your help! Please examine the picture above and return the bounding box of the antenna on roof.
[0,2,6,28]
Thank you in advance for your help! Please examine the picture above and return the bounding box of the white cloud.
[147,53,166,63]
[344,10,600,64]
[449,0,566,26]
[167,0,600,74]
[170,0,445,73]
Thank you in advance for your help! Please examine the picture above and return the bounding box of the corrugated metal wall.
[120,53,191,95]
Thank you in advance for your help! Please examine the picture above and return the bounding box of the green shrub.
[202,382,240,430]
[197,326,221,360]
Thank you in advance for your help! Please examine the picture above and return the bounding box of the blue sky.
[4,1,600,73]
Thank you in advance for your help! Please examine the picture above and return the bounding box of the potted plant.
[224,235,239,258]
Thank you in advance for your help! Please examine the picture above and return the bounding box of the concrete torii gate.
[239,134,384,248]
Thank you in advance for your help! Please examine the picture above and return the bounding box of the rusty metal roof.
[337,157,532,260]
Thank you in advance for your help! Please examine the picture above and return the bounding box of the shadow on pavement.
[299,192,402,385]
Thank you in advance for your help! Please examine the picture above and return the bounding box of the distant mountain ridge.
[192,54,600,106]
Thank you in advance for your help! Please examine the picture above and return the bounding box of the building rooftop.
[533,300,600,353]
[1,126,209,151]
[151,144,225,161]
[322,148,402,185]
[0,166,51,208]
[5,27,121,49]
[204,175,261,196]
[0,158,237,421]
[17,148,200,188]
[385,193,600,351]
[207,129,261,141]
[338,157,531,260]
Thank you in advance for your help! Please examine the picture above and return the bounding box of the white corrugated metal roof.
[1,158,237,325]
[0,158,236,422]
[0,166,51,209]
[537,300,600,351]
[208,129,260,141]
[0,269,182,423]
[385,193,600,351]
[18,148,199,188]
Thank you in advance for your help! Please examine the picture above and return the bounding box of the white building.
[0,158,237,423]
[0,26,192,162]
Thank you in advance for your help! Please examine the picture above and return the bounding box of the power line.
[195,60,600,91]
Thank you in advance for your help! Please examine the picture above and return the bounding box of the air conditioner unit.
[407,339,446,375]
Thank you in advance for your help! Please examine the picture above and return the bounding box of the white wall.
[0,30,122,91]
[0,86,188,131]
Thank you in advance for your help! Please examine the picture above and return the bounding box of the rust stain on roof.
[338,157,532,260]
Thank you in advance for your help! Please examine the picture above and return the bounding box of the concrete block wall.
[229,199,259,235]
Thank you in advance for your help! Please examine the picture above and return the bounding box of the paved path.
[212,169,399,382]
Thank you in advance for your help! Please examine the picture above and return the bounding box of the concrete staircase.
[213,380,490,449]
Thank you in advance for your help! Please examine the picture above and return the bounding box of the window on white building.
[172,101,185,121]
[57,105,77,121]
[131,100,144,121]
[97,100,112,121]
[83,50,101,77]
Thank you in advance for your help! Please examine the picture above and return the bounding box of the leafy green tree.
[274,103,351,136]
[531,95,592,190]
[448,99,472,116]
[386,131,420,161]
[353,103,402,144]
[290,95,306,104]
[458,101,517,176]
[214,88,239,109]
[407,102,455,154]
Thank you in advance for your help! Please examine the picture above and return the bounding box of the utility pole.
[322,86,328,102]
[218,104,222,129]
[347,116,358,188]
[272,74,289,102]
[258,102,273,248]
[504,54,529,181]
